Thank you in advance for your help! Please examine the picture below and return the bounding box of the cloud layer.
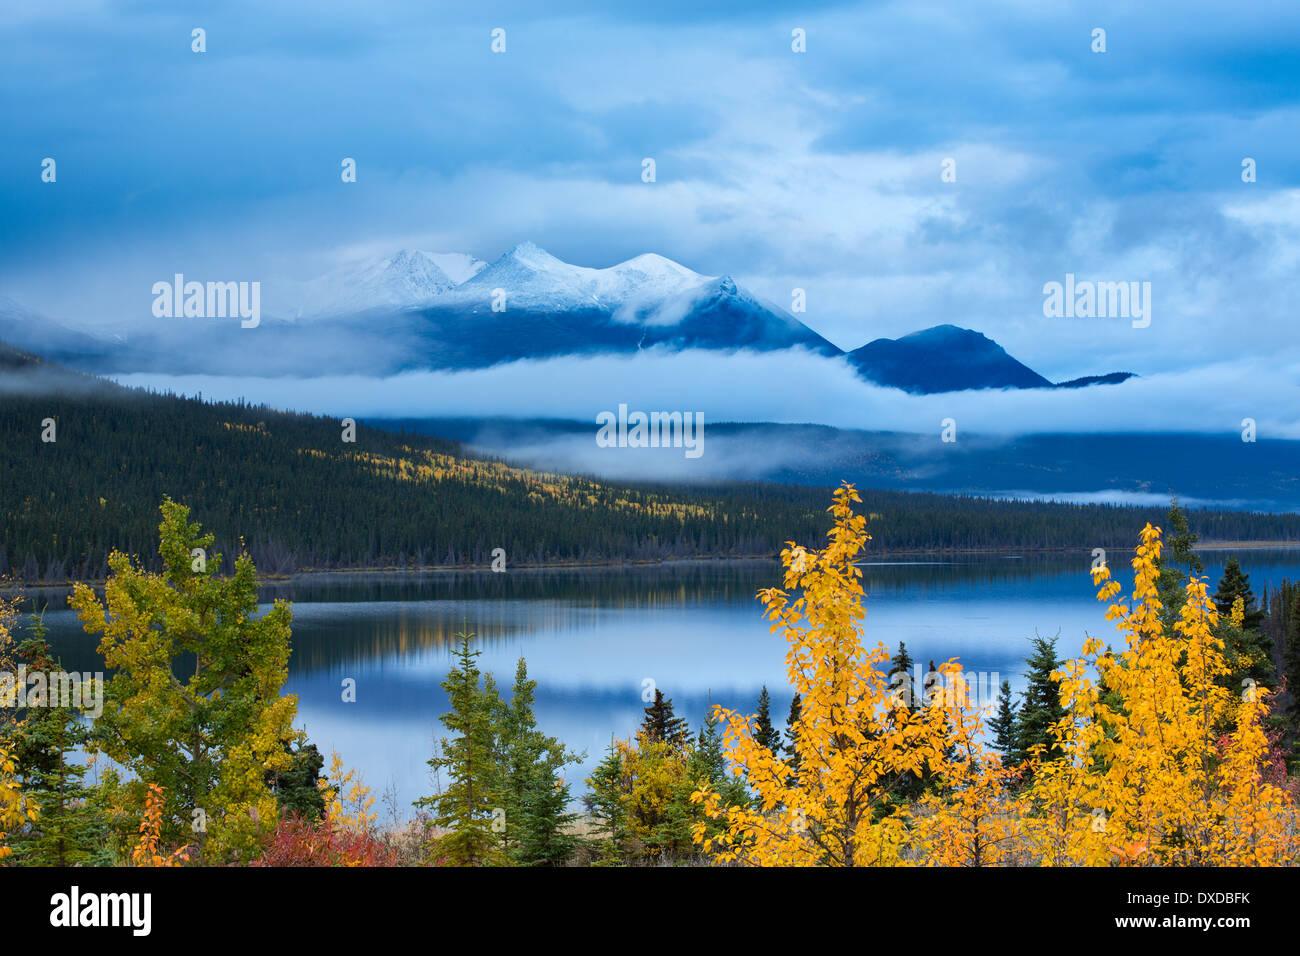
[111,345,1300,440]
[2,1,1297,393]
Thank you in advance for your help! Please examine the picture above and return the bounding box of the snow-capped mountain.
[0,243,1131,390]
[287,249,487,318]
[444,241,711,322]
[0,295,120,363]
[400,242,840,368]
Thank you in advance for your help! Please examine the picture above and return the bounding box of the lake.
[26,549,1300,818]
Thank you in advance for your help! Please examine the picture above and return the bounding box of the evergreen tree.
[988,679,1018,761]
[890,642,916,711]
[1155,498,1204,631]
[1214,558,1265,630]
[583,740,629,865]
[8,615,109,866]
[1013,634,1066,768]
[690,705,747,809]
[1284,587,1300,771]
[922,659,940,708]
[413,634,505,865]
[1209,559,1275,698]
[639,689,689,748]
[498,657,578,866]
[267,740,326,821]
[782,692,802,777]
[753,686,781,755]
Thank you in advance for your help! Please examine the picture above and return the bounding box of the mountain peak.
[848,325,1051,393]
[504,241,567,270]
[288,248,485,317]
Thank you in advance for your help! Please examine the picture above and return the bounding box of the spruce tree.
[9,615,109,866]
[890,642,916,711]
[498,657,578,866]
[1014,634,1066,768]
[639,688,689,748]
[782,692,803,777]
[1211,559,1275,695]
[1155,498,1204,630]
[267,740,326,820]
[753,686,781,755]
[583,740,628,865]
[1214,558,1265,630]
[1281,586,1300,772]
[414,633,505,865]
[688,706,747,844]
[988,679,1018,761]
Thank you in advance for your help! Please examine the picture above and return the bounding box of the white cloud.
[110,346,1300,439]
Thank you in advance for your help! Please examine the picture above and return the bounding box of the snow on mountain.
[288,249,487,318]
[448,241,712,317]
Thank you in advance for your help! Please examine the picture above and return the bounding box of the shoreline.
[7,540,1298,592]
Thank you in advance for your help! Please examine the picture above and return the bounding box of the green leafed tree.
[69,499,299,862]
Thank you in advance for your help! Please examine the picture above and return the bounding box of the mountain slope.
[286,249,487,317]
[847,325,1052,393]
[399,243,840,368]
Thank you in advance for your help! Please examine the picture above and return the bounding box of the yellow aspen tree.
[691,483,976,866]
[908,669,1021,866]
[1211,670,1298,864]
[1023,524,1297,865]
[317,751,378,833]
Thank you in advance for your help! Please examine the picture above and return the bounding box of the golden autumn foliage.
[1022,525,1299,865]
[299,445,721,528]
[318,751,378,834]
[0,745,36,860]
[131,784,189,867]
[692,484,1298,867]
[691,484,1007,866]
[0,594,36,860]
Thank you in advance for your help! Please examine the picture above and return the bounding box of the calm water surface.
[29,550,1300,817]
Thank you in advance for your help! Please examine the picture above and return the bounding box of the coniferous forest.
[2,345,1297,583]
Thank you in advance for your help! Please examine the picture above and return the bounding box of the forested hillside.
[1,345,1298,582]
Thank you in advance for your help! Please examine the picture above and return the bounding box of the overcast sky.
[3,0,1299,382]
